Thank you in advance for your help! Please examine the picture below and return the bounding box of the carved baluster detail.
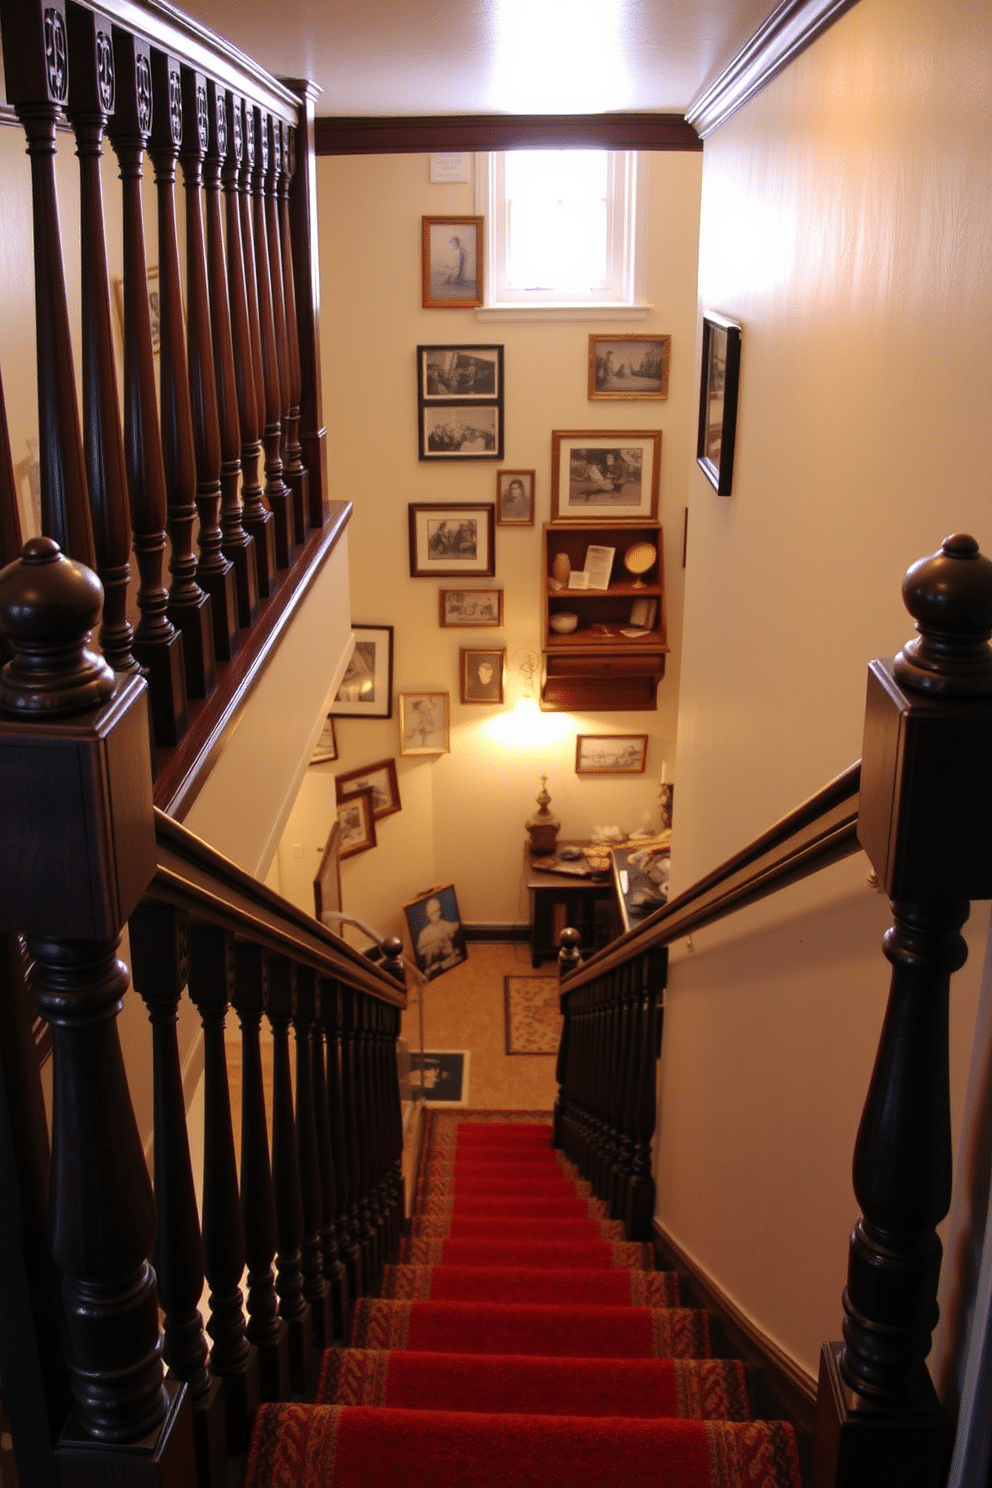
[626,952,665,1240]
[178,68,239,665]
[351,991,377,1289]
[106,29,188,746]
[231,943,289,1402]
[264,115,305,547]
[315,976,349,1338]
[66,7,138,677]
[0,371,24,649]
[148,49,215,699]
[293,967,332,1345]
[322,980,360,1299]
[250,105,293,568]
[283,80,328,527]
[226,93,275,598]
[206,81,258,628]
[277,121,310,535]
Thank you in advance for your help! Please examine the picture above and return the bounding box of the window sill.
[475,303,652,324]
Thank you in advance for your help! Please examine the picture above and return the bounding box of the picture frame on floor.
[404,884,468,981]
[410,1049,471,1105]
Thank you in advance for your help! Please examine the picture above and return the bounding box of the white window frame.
[474,150,650,322]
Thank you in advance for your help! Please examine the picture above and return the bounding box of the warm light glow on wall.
[488,0,633,113]
[481,697,576,751]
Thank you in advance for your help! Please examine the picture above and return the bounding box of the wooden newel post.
[0,538,195,1484]
[813,533,992,1488]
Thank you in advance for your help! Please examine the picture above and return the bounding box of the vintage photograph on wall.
[496,469,535,526]
[588,335,671,400]
[438,588,503,627]
[313,821,342,923]
[420,401,502,459]
[460,646,506,705]
[422,216,483,308]
[329,625,393,718]
[697,312,742,496]
[409,504,495,577]
[309,714,338,765]
[551,430,661,521]
[410,1049,471,1105]
[335,757,401,820]
[575,734,649,775]
[337,788,377,858]
[420,345,502,400]
[403,884,468,981]
[399,692,450,756]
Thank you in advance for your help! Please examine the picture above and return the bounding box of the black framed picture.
[403,884,468,981]
[697,313,741,496]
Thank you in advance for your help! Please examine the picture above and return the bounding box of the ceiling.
[178,0,777,117]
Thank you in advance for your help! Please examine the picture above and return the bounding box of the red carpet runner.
[244,1112,802,1488]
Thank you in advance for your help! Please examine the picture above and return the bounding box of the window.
[476,149,648,318]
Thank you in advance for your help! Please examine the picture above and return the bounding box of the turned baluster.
[128,903,226,1486]
[250,105,294,569]
[206,81,258,628]
[0,0,94,568]
[224,93,275,598]
[0,539,195,1483]
[264,116,304,547]
[277,121,310,535]
[106,29,188,746]
[0,371,23,656]
[66,7,139,678]
[339,987,367,1296]
[148,49,215,699]
[186,924,259,1454]
[383,1001,406,1263]
[323,980,361,1299]
[265,956,314,1391]
[283,80,328,526]
[314,976,349,1339]
[353,991,380,1288]
[230,943,289,1402]
[814,534,992,1488]
[293,966,332,1346]
[610,967,638,1219]
[626,952,666,1241]
[179,68,239,665]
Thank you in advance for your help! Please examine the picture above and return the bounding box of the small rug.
[504,975,563,1054]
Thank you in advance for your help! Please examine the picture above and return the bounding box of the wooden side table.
[523,841,617,967]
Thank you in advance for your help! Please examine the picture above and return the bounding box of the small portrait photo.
[336,788,376,858]
[496,469,535,526]
[589,334,671,400]
[460,647,506,705]
[404,884,468,981]
[421,403,502,459]
[399,692,450,756]
[422,217,483,308]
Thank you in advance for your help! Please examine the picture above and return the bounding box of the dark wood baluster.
[264,116,305,547]
[314,977,349,1339]
[552,929,581,1153]
[0,538,194,1482]
[148,49,215,700]
[353,991,379,1289]
[250,106,294,569]
[611,968,637,1218]
[323,980,361,1300]
[66,8,139,678]
[179,68,239,665]
[339,987,366,1297]
[265,956,314,1391]
[230,943,289,1402]
[206,81,258,628]
[293,967,332,1346]
[814,534,992,1488]
[0,370,23,666]
[626,952,666,1241]
[106,29,188,747]
[186,924,259,1455]
[277,121,310,535]
[128,904,226,1488]
[382,1001,406,1264]
[283,80,328,527]
[364,998,388,1285]
[225,93,275,599]
[0,0,94,568]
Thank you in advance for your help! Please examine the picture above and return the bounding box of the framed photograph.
[589,335,670,400]
[410,1049,471,1104]
[551,430,661,522]
[336,788,377,858]
[399,692,450,756]
[408,504,495,578]
[496,469,535,526]
[420,402,502,459]
[422,216,483,308]
[419,345,502,401]
[460,647,506,705]
[335,757,401,820]
[438,588,503,628]
[575,733,649,775]
[309,714,338,765]
[697,313,742,497]
[329,625,393,719]
[403,884,468,981]
[313,821,342,923]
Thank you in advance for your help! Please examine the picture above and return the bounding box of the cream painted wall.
[662,0,992,1385]
[277,150,702,943]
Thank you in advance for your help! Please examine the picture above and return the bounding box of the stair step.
[409,1214,628,1241]
[401,1237,652,1268]
[380,1263,679,1306]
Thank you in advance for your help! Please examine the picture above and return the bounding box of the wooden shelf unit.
[540,521,668,712]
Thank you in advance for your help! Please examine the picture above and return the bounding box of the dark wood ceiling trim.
[315,113,701,155]
[686,0,861,138]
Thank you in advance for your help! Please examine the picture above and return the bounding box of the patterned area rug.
[504,975,563,1054]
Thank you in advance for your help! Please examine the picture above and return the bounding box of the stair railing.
[0,539,407,1488]
[554,533,992,1488]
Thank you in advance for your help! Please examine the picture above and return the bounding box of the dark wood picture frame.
[309,714,338,764]
[335,757,401,820]
[409,504,496,578]
[336,788,377,858]
[496,469,535,526]
[422,216,484,308]
[551,430,661,522]
[697,313,741,496]
[460,647,506,705]
[403,883,468,981]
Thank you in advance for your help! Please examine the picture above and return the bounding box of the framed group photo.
[589,335,670,400]
[399,692,450,756]
[418,344,503,460]
[496,469,535,526]
[335,757,401,820]
[422,217,483,308]
[697,313,742,496]
[551,430,661,522]
[409,504,495,578]
[460,647,506,705]
[420,346,501,400]
[329,625,393,718]
[438,588,503,627]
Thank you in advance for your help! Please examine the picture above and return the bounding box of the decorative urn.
[525,775,561,855]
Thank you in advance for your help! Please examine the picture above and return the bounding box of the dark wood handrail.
[150,809,406,1008]
[562,759,862,994]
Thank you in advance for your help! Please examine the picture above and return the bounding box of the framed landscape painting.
[575,734,649,775]
[589,335,670,400]
[420,345,502,401]
[551,430,661,522]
